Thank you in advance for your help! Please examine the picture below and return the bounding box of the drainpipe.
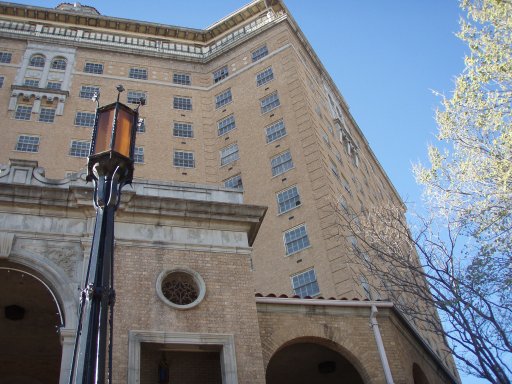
[370,305,394,384]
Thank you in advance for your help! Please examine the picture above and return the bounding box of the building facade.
[0,1,459,383]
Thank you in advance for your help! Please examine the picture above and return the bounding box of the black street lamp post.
[69,86,144,384]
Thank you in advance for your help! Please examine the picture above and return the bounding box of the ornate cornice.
[0,0,284,43]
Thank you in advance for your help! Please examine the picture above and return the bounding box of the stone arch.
[29,53,46,67]
[266,336,369,384]
[0,250,79,384]
[50,56,67,70]
[4,250,78,329]
[0,265,63,383]
[413,363,431,384]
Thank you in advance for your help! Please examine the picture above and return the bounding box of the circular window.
[156,268,205,310]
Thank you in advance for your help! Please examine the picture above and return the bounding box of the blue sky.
[15,1,482,382]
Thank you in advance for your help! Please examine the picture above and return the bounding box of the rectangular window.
[260,92,280,114]
[173,96,192,111]
[127,90,147,104]
[220,144,239,166]
[291,269,320,298]
[271,150,293,176]
[173,73,191,85]
[0,76,4,88]
[284,224,310,255]
[84,62,104,74]
[224,174,243,189]
[339,195,349,213]
[252,45,268,62]
[330,159,340,180]
[213,66,229,83]
[265,119,286,143]
[173,150,195,168]
[256,67,274,86]
[69,140,91,157]
[129,67,147,80]
[277,186,301,214]
[137,118,145,133]
[24,78,39,87]
[15,135,39,152]
[79,85,99,99]
[173,122,193,138]
[39,108,56,123]
[15,105,32,120]
[0,52,12,63]
[46,81,62,90]
[74,111,96,127]
[134,147,144,163]
[215,89,232,109]
[217,115,236,136]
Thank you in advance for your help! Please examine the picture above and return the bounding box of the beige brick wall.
[112,245,265,384]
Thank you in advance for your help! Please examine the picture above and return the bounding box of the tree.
[343,0,512,382]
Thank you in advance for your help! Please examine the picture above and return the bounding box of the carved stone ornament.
[0,233,15,258]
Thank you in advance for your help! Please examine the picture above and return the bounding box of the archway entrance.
[266,341,364,384]
[0,267,63,384]
[413,363,431,384]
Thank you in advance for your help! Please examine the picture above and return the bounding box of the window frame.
[127,90,147,105]
[256,67,274,87]
[291,268,320,298]
[252,45,268,62]
[69,140,91,158]
[173,150,195,168]
[215,88,232,109]
[173,122,194,138]
[224,174,243,189]
[50,57,67,70]
[38,107,56,123]
[217,115,236,136]
[0,52,12,63]
[213,66,229,83]
[84,62,104,74]
[276,185,301,214]
[15,105,32,120]
[271,150,294,177]
[265,119,286,143]
[283,224,311,256]
[173,73,191,86]
[74,111,96,127]
[15,135,39,152]
[23,78,39,87]
[220,143,240,166]
[46,81,62,90]
[260,92,280,114]
[173,96,192,111]
[128,67,148,80]
[137,118,146,133]
[29,55,45,68]
[79,85,100,99]
[134,146,144,163]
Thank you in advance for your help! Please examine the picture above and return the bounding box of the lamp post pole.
[69,86,144,384]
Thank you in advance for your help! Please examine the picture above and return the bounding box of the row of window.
[74,66,275,111]
[14,135,145,163]
[26,54,67,70]
[1,43,268,78]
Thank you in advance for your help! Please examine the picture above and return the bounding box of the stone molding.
[127,330,238,384]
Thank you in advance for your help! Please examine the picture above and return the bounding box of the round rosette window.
[156,268,206,310]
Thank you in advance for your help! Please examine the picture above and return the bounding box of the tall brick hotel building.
[0,1,460,383]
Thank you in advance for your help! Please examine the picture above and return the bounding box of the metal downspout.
[370,305,395,384]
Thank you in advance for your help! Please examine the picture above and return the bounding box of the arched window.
[29,54,45,68]
[50,57,67,70]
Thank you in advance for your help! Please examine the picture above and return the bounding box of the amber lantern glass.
[113,106,135,158]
